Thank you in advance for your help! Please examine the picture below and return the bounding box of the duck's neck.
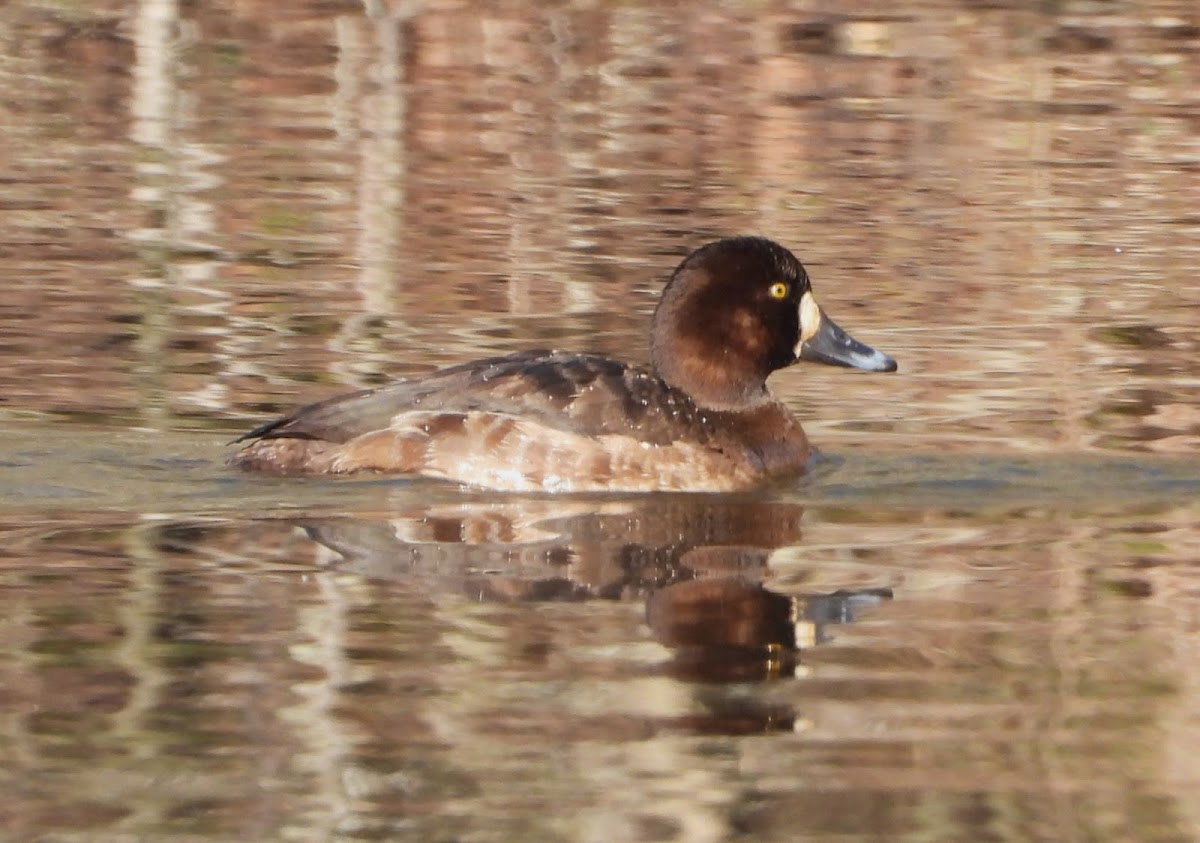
[650,335,772,410]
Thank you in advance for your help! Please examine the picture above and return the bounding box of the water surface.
[2,1,1199,841]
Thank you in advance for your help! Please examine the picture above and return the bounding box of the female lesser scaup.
[230,236,896,492]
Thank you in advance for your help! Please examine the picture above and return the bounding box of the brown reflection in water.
[303,498,890,695]
[3,497,1200,840]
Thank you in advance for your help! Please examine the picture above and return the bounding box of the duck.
[229,236,897,492]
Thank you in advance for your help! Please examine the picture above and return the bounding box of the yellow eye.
[768,282,789,300]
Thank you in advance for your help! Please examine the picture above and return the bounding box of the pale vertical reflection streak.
[127,0,180,429]
[502,8,549,318]
[358,7,405,308]
[504,9,598,317]
[549,12,601,315]
[327,10,406,389]
[129,0,236,419]
[129,0,176,148]
[113,523,173,832]
[282,568,355,840]
[333,17,362,144]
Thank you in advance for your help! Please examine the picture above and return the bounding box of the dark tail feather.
[228,416,293,445]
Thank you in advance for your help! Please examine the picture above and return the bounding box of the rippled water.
[2,1,1199,840]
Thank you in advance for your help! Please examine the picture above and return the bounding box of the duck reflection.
[300,496,891,691]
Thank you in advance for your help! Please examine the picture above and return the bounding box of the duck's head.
[649,236,896,409]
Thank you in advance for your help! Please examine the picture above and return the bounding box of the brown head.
[649,236,896,410]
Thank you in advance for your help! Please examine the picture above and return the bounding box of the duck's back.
[229,350,805,492]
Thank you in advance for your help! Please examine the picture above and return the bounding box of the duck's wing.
[232,349,711,447]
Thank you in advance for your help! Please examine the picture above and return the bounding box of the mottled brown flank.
[419,413,467,437]
[339,430,427,473]
[229,369,811,492]
[482,416,516,451]
[588,451,613,486]
[230,438,341,474]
